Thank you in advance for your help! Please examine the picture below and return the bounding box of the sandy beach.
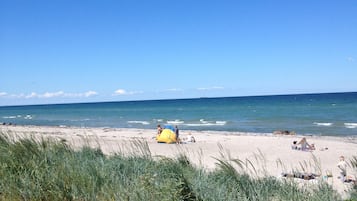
[1,125,356,197]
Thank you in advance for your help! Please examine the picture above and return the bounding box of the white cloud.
[164,88,184,92]
[347,57,355,62]
[197,86,224,91]
[4,91,98,99]
[26,92,38,98]
[113,89,143,96]
[40,91,65,98]
[114,89,127,95]
[10,93,25,98]
[83,91,98,97]
[64,91,98,98]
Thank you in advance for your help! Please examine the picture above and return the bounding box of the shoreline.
[1,124,356,198]
[2,122,357,138]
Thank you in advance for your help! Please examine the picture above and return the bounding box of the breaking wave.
[167,120,184,124]
[344,123,357,129]
[313,122,333,127]
[127,121,150,125]
[185,120,226,127]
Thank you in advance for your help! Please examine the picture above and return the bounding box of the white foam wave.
[3,115,34,120]
[24,115,33,120]
[185,123,213,126]
[313,122,333,127]
[127,121,150,125]
[185,120,226,127]
[167,120,184,124]
[70,118,91,122]
[216,121,227,125]
[200,119,208,124]
[344,123,357,129]
[3,116,17,119]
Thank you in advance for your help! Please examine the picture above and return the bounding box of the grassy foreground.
[0,132,354,201]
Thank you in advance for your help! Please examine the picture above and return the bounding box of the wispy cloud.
[39,91,65,98]
[26,92,41,98]
[164,88,184,92]
[63,91,98,98]
[113,89,143,96]
[347,57,355,62]
[1,91,98,99]
[114,89,127,95]
[83,91,98,97]
[196,86,224,91]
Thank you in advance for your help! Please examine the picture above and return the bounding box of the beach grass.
[349,156,357,200]
[0,132,352,201]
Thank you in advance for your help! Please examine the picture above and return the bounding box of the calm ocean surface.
[1,92,357,136]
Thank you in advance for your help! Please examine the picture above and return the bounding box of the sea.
[1,92,357,136]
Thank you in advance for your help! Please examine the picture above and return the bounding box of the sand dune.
[1,125,356,197]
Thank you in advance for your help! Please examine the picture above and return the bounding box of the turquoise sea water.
[1,92,357,136]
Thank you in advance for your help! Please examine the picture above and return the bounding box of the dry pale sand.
[1,125,356,197]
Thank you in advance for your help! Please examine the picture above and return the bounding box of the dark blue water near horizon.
[1,92,357,136]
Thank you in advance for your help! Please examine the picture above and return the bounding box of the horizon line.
[1,90,356,108]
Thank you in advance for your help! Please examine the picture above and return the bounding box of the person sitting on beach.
[187,133,196,143]
[181,133,196,143]
[337,155,347,182]
[157,124,163,135]
[296,137,315,151]
[189,133,196,143]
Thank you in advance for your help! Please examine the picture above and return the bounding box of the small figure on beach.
[294,137,315,151]
[189,133,196,143]
[157,124,163,135]
[337,155,347,182]
[181,133,196,143]
[291,141,298,150]
[274,130,296,135]
[175,125,180,144]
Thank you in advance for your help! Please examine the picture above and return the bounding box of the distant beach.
[1,124,356,198]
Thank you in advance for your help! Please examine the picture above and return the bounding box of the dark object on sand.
[274,130,296,135]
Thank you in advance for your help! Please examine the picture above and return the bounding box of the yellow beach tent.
[156,129,177,143]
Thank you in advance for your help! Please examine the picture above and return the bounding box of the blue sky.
[0,0,356,106]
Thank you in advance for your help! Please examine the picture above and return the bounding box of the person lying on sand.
[281,172,320,180]
[344,176,357,184]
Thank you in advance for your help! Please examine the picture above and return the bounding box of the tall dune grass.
[0,132,349,200]
[349,156,357,200]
